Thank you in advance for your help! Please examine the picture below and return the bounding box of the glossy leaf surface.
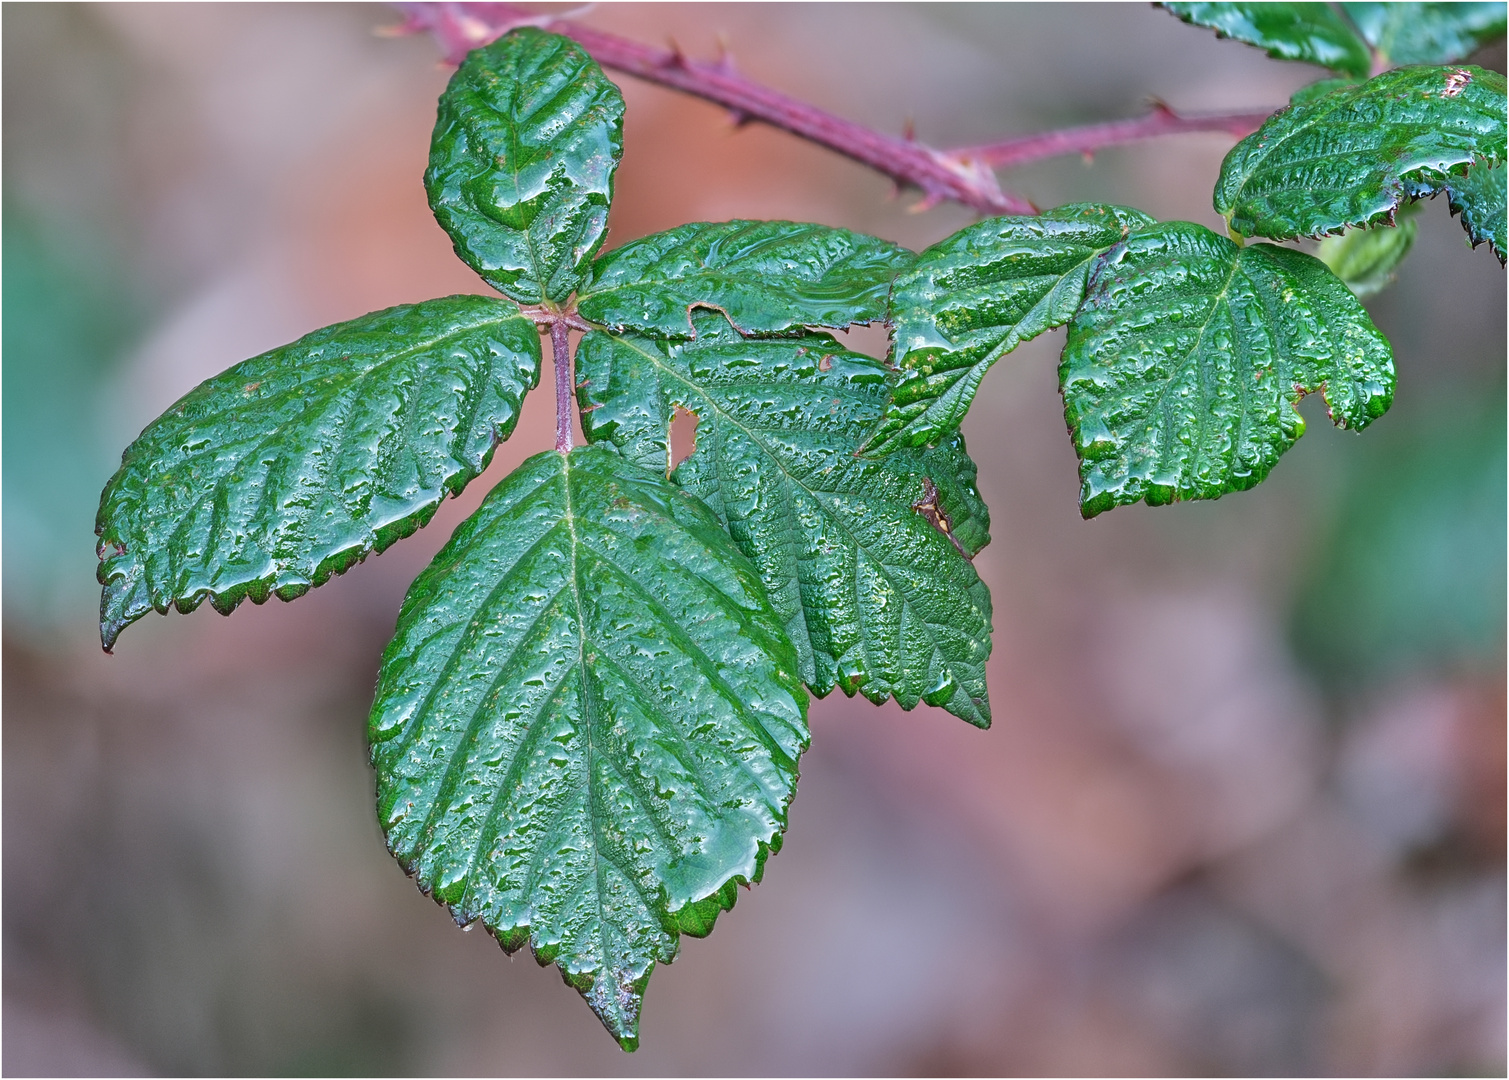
[1446,157,1507,263]
[865,204,1157,454]
[1060,223,1394,517]
[370,446,807,1050]
[1316,211,1419,296]
[1343,2,1508,65]
[578,220,913,338]
[577,315,993,726]
[1160,2,1371,77]
[426,28,624,304]
[1214,65,1508,240]
[96,296,541,649]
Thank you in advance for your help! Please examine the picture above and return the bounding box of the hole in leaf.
[831,322,892,362]
[670,406,699,471]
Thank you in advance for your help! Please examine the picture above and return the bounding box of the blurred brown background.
[4,4,1504,1075]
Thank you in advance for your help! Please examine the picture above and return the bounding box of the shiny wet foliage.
[865,203,1156,454]
[1160,2,1373,78]
[1214,65,1507,242]
[577,314,993,725]
[1446,157,1508,263]
[96,14,1504,1052]
[370,447,806,1050]
[578,219,913,337]
[95,297,541,650]
[1059,223,1393,516]
[1343,2,1508,67]
[425,28,624,304]
[1161,1,1506,74]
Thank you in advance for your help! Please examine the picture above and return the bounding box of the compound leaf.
[865,203,1157,455]
[1215,65,1508,240]
[577,315,993,726]
[426,28,624,304]
[1160,2,1372,78]
[1446,156,1507,263]
[370,446,807,1051]
[1061,222,1394,517]
[1343,2,1508,66]
[577,220,913,338]
[96,296,541,650]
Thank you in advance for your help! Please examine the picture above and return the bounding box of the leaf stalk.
[949,101,1269,171]
[551,319,573,453]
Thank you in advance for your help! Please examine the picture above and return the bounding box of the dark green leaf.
[1446,156,1507,263]
[577,220,913,338]
[577,315,993,726]
[1343,2,1508,65]
[1160,2,1371,77]
[1316,209,1420,296]
[1215,65,1508,240]
[864,204,1156,454]
[1060,222,1394,517]
[95,296,540,649]
[426,28,625,304]
[369,446,807,1050]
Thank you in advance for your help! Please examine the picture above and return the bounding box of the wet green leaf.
[1446,156,1507,263]
[369,446,807,1050]
[864,204,1157,454]
[1316,210,1420,296]
[426,28,624,304]
[1160,2,1372,77]
[577,220,913,338]
[1343,2,1508,65]
[95,296,540,649]
[577,314,993,726]
[1060,222,1394,517]
[1215,65,1507,240]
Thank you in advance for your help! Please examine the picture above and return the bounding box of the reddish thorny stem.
[389,1,1276,444]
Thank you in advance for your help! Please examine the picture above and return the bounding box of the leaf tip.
[579,963,650,1052]
[1078,486,1116,519]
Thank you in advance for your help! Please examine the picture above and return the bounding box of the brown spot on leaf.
[1443,68,1472,97]
[912,477,972,560]
[818,354,834,371]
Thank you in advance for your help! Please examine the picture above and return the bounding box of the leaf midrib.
[123,308,524,513]
[148,314,526,600]
[1082,247,1241,486]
